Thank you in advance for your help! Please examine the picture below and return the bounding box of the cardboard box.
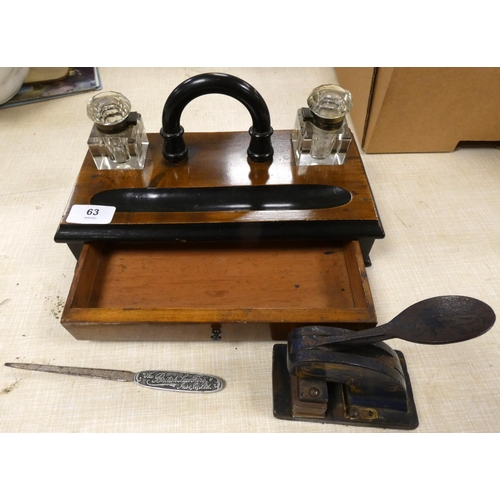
[335,67,500,153]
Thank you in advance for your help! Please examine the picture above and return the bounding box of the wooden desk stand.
[56,130,383,340]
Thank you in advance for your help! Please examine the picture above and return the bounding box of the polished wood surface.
[57,130,381,226]
[61,240,376,341]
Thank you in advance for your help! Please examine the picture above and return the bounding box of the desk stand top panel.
[55,130,384,256]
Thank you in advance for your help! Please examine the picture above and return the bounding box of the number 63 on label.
[66,205,116,224]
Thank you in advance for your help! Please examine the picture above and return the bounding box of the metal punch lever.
[272,296,495,430]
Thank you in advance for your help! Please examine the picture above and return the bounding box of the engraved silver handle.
[134,371,224,393]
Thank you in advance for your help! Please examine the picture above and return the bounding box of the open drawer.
[61,239,376,341]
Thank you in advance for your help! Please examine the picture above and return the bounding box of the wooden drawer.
[61,239,376,341]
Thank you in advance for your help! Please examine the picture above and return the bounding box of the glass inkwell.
[87,91,149,170]
[292,84,353,167]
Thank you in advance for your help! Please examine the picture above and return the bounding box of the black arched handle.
[160,72,274,163]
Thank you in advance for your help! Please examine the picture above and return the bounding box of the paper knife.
[5,362,224,393]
